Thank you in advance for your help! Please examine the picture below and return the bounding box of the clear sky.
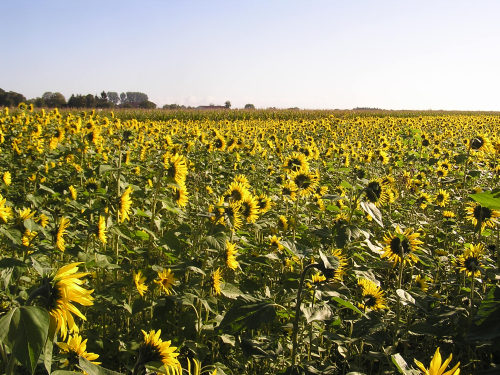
[1,0,500,110]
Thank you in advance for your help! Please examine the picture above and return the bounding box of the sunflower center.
[473,205,492,222]
[214,138,223,149]
[47,282,62,311]
[470,137,484,150]
[229,189,242,201]
[139,343,163,364]
[364,294,377,307]
[294,173,311,189]
[464,257,480,272]
[390,236,411,257]
[365,182,382,202]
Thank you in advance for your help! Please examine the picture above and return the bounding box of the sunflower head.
[465,202,499,232]
[135,330,182,375]
[211,268,223,296]
[456,243,484,278]
[414,347,460,375]
[358,278,387,312]
[381,226,422,266]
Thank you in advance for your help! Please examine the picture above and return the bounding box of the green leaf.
[469,190,500,210]
[396,289,415,306]
[0,306,50,374]
[44,316,58,374]
[79,356,124,375]
[221,282,243,299]
[51,371,83,375]
[301,304,333,323]
[219,300,276,334]
[133,230,149,241]
[331,296,366,317]
[391,353,419,375]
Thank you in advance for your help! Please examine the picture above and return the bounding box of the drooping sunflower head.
[97,215,107,244]
[119,186,133,223]
[211,268,223,296]
[270,235,284,251]
[381,225,422,266]
[277,215,288,231]
[465,202,500,232]
[358,278,387,312]
[281,181,298,201]
[223,201,243,231]
[456,243,484,278]
[327,248,348,281]
[414,274,429,292]
[135,330,182,375]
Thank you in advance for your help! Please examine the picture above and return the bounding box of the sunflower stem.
[394,260,405,345]
[291,262,320,367]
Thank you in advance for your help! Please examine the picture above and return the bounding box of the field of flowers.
[0,105,498,375]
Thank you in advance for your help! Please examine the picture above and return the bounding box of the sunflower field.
[0,105,499,375]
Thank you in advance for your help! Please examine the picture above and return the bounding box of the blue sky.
[1,0,500,110]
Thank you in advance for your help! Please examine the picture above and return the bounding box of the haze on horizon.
[1,0,500,111]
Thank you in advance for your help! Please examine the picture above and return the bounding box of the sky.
[1,0,500,110]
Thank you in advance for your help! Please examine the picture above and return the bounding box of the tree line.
[0,88,157,109]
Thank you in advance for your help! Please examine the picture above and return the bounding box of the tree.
[138,100,157,109]
[42,92,66,108]
[225,100,231,109]
[107,92,120,105]
[244,103,255,110]
[0,89,26,107]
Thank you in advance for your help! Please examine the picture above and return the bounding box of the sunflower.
[225,241,239,270]
[56,217,70,252]
[233,174,250,188]
[2,171,11,186]
[119,186,133,223]
[283,152,309,172]
[414,275,429,292]
[309,272,326,286]
[435,166,448,178]
[171,185,189,207]
[134,270,148,297]
[224,181,249,202]
[154,270,176,298]
[19,207,36,221]
[443,210,455,219]
[433,189,450,207]
[211,268,223,296]
[85,178,98,192]
[281,181,298,201]
[98,215,107,244]
[256,193,272,214]
[381,225,422,266]
[358,278,387,311]
[328,248,348,281]
[465,202,500,232]
[212,133,226,151]
[417,192,432,209]
[164,153,188,186]
[270,235,284,251]
[469,135,492,152]
[135,329,182,375]
[57,333,100,369]
[364,179,389,206]
[289,168,319,197]
[278,215,288,231]
[240,194,260,223]
[222,201,243,230]
[0,194,13,223]
[41,262,94,339]
[68,185,77,200]
[456,243,484,278]
[414,347,460,375]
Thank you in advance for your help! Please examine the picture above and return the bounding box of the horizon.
[2,0,500,111]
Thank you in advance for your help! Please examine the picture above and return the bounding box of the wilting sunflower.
[98,215,107,244]
[32,262,94,339]
[433,189,450,207]
[119,186,133,223]
[289,168,319,197]
[240,194,260,223]
[57,333,100,368]
[456,243,484,278]
[211,268,223,296]
[465,202,500,232]
[56,217,70,252]
[134,270,148,297]
[164,153,188,186]
[358,278,387,311]
[134,329,182,375]
[225,241,239,270]
[414,347,460,375]
[381,225,422,266]
[155,268,176,295]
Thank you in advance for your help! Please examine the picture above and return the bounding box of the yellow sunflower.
[211,268,223,296]
[358,278,387,311]
[164,153,188,186]
[225,241,239,270]
[414,275,429,292]
[283,152,309,172]
[224,181,249,202]
[414,347,460,375]
[364,179,389,206]
[240,194,260,223]
[381,225,422,266]
[2,171,11,186]
[171,185,189,207]
[56,217,70,252]
[155,268,176,295]
[456,243,484,278]
[57,333,100,368]
[270,235,284,251]
[289,168,319,197]
[256,193,272,214]
[433,189,450,207]
[465,202,500,232]
[98,215,107,244]
[119,186,133,223]
[134,270,148,297]
[135,329,182,375]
